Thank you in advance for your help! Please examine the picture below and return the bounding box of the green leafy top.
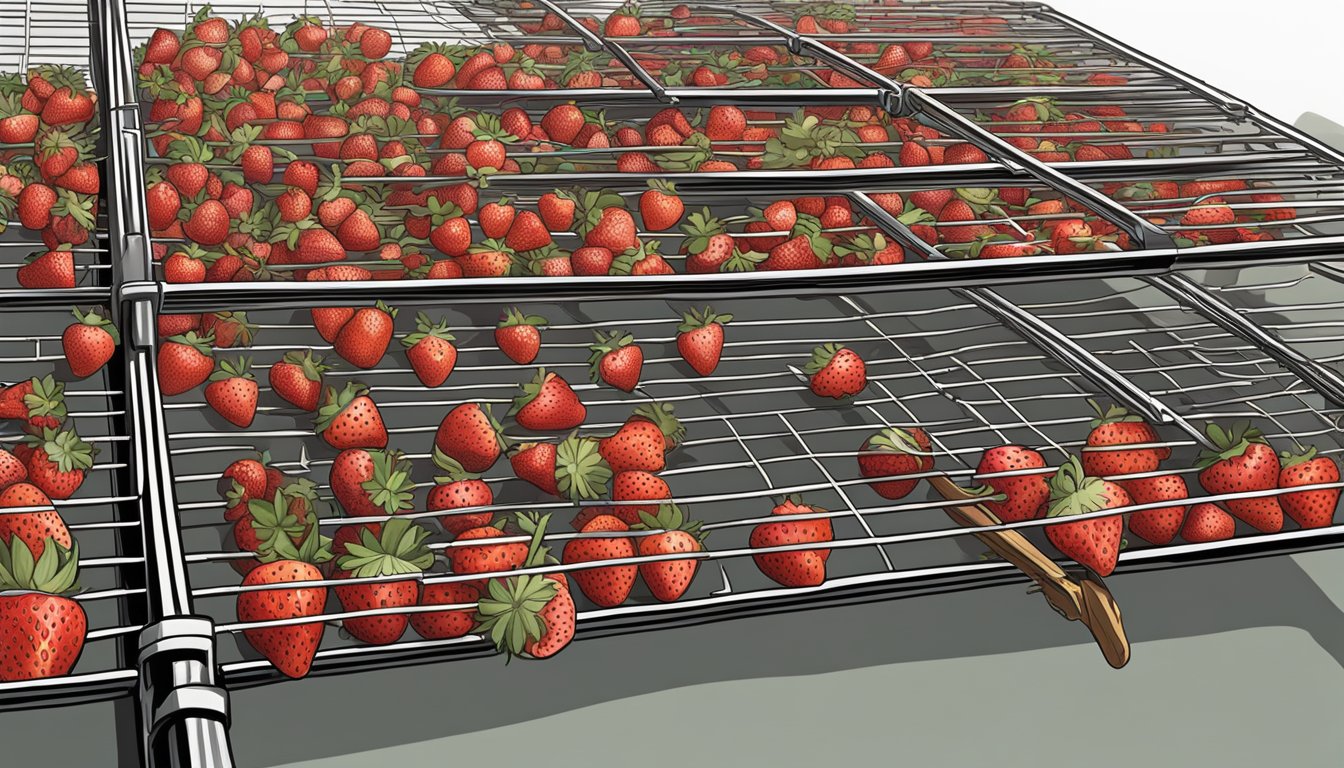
[1045,456,1115,518]
[0,537,80,595]
[1087,399,1144,428]
[475,512,558,660]
[802,342,847,375]
[29,426,96,473]
[22,374,66,423]
[863,427,927,457]
[587,329,637,382]
[632,503,708,545]
[555,432,612,502]
[498,306,546,329]
[1195,421,1268,469]
[400,311,455,348]
[678,305,732,333]
[759,110,861,169]
[209,355,254,383]
[359,449,417,515]
[335,518,434,577]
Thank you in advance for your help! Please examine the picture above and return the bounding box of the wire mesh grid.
[144,272,1344,684]
[0,303,144,706]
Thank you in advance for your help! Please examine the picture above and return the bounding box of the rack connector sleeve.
[138,617,235,767]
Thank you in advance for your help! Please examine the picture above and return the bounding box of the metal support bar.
[533,0,671,101]
[1146,273,1344,409]
[529,0,607,51]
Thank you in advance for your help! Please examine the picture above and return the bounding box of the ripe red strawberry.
[541,104,585,145]
[630,504,706,602]
[1178,203,1237,244]
[400,312,457,387]
[805,343,866,399]
[588,330,643,392]
[17,183,56,230]
[586,207,638,252]
[333,301,397,369]
[0,375,65,436]
[478,200,516,239]
[236,530,333,679]
[411,581,478,641]
[639,180,684,232]
[449,523,528,586]
[0,482,70,559]
[1196,422,1283,533]
[411,51,456,88]
[0,448,27,491]
[858,427,934,500]
[563,513,637,607]
[220,453,271,522]
[205,357,258,428]
[503,210,551,253]
[473,513,575,660]
[333,519,433,645]
[704,105,746,141]
[601,470,671,527]
[427,450,495,537]
[315,383,388,450]
[602,403,684,471]
[18,247,75,289]
[511,369,586,431]
[974,445,1051,522]
[22,428,95,501]
[511,433,611,504]
[571,246,614,275]
[183,199,231,245]
[677,306,732,376]
[62,307,119,379]
[1181,503,1236,543]
[0,537,85,681]
[538,192,576,232]
[750,496,832,587]
[495,308,546,365]
[435,403,505,473]
[269,350,328,411]
[1043,457,1128,577]
[1278,447,1341,529]
[1121,473,1189,546]
[1082,400,1169,476]
[157,331,214,396]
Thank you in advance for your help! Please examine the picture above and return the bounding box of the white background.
[1045,0,1342,127]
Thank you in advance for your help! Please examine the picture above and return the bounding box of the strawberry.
[412,51,456,88]
[449,523,528,587]
[495,308,546,365]
[1278,447,1341,529]
[639,180,684,232]
[504,210,552,253]
[204,357,258,428]
[511,433,611,502]
[631,504,706,602]
[585,207,638,252]
[315,383,388,450]
[572,246,615,276]
[399,312,456,387]
[435,403,506,473]
[601,470,671,527]
[220,453,271,522]
[333,301,397,369]
[760,234,823,271]
[0,375,65,435]
[600,403,684,473]
[541,104,585,145]
[428,450,495,537]
[1181,503,1236,543]
[0,537,85,681]
[1196,422,1283,533]
[198,312,255,348]
[538,192,576,232]
[858,427,934,500]
[0,449,27,491]
[411,581,478,641]
[677,306,732,376]
[17,184,57,231]
[333,519,434,645]
[269,350,328,411]
[22,428,94,501]
[478,200,516,239]
[1121,474,1189,546]
[704,105,746,141]
[511,369,586,431]
[1043,457,1128,577]
[18,247,75,289]
[604,8,642,36]
[62,307,119,379]
[157,331,215,396]
[183,199,231,246]
[750,496,832,587]
[1178,202,1237,244]
[805,343,866,399]
[473,513,575,660]
[562,513,637,607]
[236,526,334,679]
[973,445,1051,522]
[1082,400,1168,476]
[588,330,643,392]
[0,482,70,560]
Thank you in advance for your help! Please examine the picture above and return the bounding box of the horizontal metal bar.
[0,668,138,713]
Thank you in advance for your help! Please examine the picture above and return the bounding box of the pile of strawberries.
[0,67,100,288]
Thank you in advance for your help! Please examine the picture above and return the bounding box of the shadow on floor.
[227,553,1344,767]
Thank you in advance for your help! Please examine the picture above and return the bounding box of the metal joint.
[138,618,231,746]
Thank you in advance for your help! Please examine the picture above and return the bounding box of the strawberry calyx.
[0,536,80,595]
[1087,399,1145,427]
[400,311,454,348]
[23,374,67,423]
[358,449,417,515]
[334,517,434,576]
[1279,446,1321,469]
[1044,456,1114,518]
[631,502,708,544]
[555,432,611,502]
[802,342,847,375]
[863,427,926,456]
[280,349,329,381]
[314,381,371,435]
[257,510,333,566]
[1195,421,1268,469]
[246,488,310,554]
[722,247,766,272]
[677,305,732,333]
[166,330,216,356]
[476,510,560,660]
[70,306,121,345]
[29,426,96,473]
[209,355,254,382]
[431,446,481,483]
[680,207,727,253]
[498,306,546,330]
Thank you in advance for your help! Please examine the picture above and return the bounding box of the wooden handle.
[926,475,1130,668]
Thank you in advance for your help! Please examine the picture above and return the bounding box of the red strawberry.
[478,200,516,239]
[18,247,75,289]
[315,383,388,450]
[603,470,671,527]
[858,427,934,500]
[704,105,746,141]
[0,482,71,559]
[205,357,258,428]
[449,524,527,587]
[183,199,231,245]
[269,350,329,411]
[974,445,1051,522]
[562,514,637,607]
[333,301,397,369]
[22,428,94,501]
[0,376,65,435]
[473,513,575,659]
[0,449,27,491]
[750,496,832,587]
[221,453,271,522]
[639,180,684,232]
[412,51,456,88]
[571,246,614,276]
[538,192,576,232]
[541,105,585,145]
[236,530,333,679]
[0,537,85,681]
[1121,473,1189,546]
[495,308,546,365]
[504,210,552,253]
[599,404,684,473]
[1181,503,1236,543]
[435,403,506,473]
[333,520,434,645]
[1278,447,1341,529]
[157,331,215,395]
[585,207,638,252]
[631,504,705,602]
[17,184,57,230]
[62,307,119,379]
[511,369,586,431]
[1082,400,1169,476]
[805,343,866,399]
[411,581,478,641]
[1043,457,1127,577]
[588,330,643,392]
[400,312,457,387]
[677,306,732,376]
[513,433,611,504]
[760,235,823,272]
[1196,422,1283,533]
[427,450,495,537]
[311,306,355,344]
